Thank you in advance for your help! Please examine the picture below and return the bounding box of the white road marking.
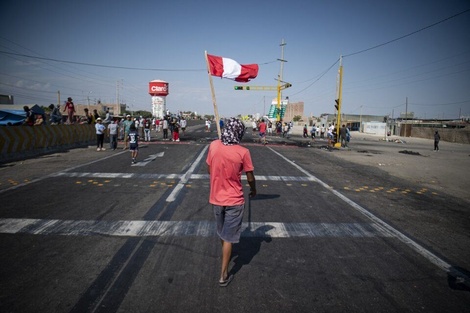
[52,172,317,182]
[0,218,392,238]
[166,145,208,202]
[132,152,165,167]
[0,150,128,195]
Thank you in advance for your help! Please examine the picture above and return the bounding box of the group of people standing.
[93,114,188,164]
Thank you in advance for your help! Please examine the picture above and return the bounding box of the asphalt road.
[0,121,469,313]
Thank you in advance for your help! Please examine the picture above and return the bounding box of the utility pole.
[116,81,119,108]
[334,56,343,148]
[359,105,362,132]
[57,90,60,107]
[405,97,408,137]
[276,39,287,122]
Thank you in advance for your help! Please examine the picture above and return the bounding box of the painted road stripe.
[166,145,208,202]
[0,150,128,195]
[53,172,316,182]
[0,218,392,238]
[131,152,165,167]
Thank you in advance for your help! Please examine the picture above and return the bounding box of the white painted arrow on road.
[132,152,164,166]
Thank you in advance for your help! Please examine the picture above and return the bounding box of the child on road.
[128,123,139,164]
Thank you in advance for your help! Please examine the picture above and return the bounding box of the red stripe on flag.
[207,54,224,77]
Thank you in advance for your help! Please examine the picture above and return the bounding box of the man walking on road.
[122,115,133,149]
[434,130,441,151]
[206,118,256,287]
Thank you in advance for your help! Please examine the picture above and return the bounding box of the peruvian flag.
[207,54,259,83]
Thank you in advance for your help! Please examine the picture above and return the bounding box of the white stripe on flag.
[222,57,241,79]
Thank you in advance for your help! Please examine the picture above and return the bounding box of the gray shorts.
[213,204,244,243]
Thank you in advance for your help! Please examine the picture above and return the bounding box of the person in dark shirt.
[434,131,440,151]
[128,123,139,163]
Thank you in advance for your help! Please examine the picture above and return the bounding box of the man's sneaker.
[101,148,106,151]
[97,148,101,151]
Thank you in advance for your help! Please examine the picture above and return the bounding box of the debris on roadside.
[399,150,421,156]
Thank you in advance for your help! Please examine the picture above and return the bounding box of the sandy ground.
[322,132,470,202]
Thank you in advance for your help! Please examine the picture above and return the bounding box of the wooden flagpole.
[205,51,221,139]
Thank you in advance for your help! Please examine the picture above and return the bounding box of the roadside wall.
[411,126,470,144]
[0,124,95,163]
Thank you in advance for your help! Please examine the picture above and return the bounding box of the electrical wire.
[343,8,470,58]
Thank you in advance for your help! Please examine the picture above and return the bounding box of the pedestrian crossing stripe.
[0,218,393,238]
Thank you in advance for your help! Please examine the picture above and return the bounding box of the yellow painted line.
[301,184,307,187]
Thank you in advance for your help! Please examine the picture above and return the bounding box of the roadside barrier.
[0,124,95,162]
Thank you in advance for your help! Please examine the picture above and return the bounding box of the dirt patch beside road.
[325,133,470,202]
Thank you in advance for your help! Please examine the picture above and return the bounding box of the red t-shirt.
[206,140,254,206]
[258,121,267,133]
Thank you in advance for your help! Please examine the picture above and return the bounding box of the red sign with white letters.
[148,80,169,96]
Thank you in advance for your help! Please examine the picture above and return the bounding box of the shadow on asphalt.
[448,266,470,292]
[230,225,274,276]
[250,194,281,201]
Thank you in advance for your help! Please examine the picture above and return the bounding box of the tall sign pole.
[276,39,287,122]
[334,56,343,148]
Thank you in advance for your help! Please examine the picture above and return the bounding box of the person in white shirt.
[327,124,335,147]
[180,118,187,136]
[107,120,119,150]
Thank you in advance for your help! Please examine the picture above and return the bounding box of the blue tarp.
[0,109,26,126]
[0,105,45,126]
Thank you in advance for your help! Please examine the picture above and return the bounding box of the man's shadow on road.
[230,225,274,276]
[229,195,277,276]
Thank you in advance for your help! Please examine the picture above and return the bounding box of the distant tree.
[293,115,302,122]
[124,110,152,118]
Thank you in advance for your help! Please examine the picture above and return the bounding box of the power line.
[343,8,470,58]
[287,58,340,97]
[0,50,207,72]
[291,8,470,98]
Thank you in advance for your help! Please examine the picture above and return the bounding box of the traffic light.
[234,86,244,90]
[335,99,339,111]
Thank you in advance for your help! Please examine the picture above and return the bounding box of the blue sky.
[1,0,469,119]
